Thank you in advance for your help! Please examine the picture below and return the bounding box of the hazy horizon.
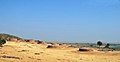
[0,0,120,43]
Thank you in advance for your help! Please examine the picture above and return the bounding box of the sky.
[0,0,120,43]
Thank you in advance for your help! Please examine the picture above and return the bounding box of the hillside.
[0,33,23,40]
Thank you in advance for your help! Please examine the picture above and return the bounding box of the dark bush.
[0,38,6,47]
[47,45,53,48]
[79,48,92,51]
[35,40,43,44]
[47,45,59,48]
[97,41,103,47]
[104,43,110,48]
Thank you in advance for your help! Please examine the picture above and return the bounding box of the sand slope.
[0,42,120,62]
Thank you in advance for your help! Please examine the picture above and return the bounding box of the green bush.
[97,41,103,47]
[0,38,6,47]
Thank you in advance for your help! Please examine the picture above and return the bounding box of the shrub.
[105,43,110,48]
[79,48,93,52]
[47,45,54,48]
[0,38,6,47]
[97,41,102,47]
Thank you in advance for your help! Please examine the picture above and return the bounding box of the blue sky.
[0,0,120,43]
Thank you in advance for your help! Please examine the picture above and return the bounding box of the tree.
[0,38,6,47]
[97,41,102,47]
[105,43,110,48]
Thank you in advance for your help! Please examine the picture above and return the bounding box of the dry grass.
[0,41,120,62]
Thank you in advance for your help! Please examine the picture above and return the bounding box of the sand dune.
[0,41,120,62]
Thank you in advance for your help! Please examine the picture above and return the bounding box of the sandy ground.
[0,42,120,62]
